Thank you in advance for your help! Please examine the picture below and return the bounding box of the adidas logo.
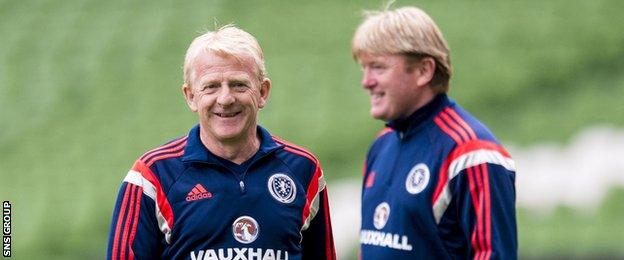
[186,184,213,202]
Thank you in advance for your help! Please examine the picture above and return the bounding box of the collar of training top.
[181,124,283,165]
[386,93,450,136]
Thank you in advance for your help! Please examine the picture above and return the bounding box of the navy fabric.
[107,125,335,260]
[360,94,517,259]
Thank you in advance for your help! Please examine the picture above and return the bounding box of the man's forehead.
[358,53,403,64]
[192,51,257,81]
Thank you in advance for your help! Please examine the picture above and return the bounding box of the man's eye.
[202,84,218,91]
[233,82,247,88]
[371,64,385,69]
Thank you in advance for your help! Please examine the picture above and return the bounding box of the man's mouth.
[213,112,241,118]
[371,92,385,102]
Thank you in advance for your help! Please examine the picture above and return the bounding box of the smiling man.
[353,6,517,260]
[107,25,335,260]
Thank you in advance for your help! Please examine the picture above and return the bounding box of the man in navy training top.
[352,6,517,260]
[107,25,336,260]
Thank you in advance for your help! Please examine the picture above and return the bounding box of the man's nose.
[217,87,235,106]
[361,69,376,89]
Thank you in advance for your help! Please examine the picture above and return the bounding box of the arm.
[107,168,164,260]
[299,161,336,260]
[455,163,517,260]
[434,140,517,260]
[301,188,336,260]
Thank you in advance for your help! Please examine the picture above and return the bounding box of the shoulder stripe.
[142,140,187,167]
[434,116,464,144]
[139,136,188,162]
[125,160,175,244]
[375,127,393,138]
[444,107,477,139]
[439,111,471,142]
[272,136,320,165]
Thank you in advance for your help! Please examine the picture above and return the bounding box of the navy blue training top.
[360,94,517,259]
[107,125,336,260]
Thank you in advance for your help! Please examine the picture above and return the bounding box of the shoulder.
[431,103,499,146]
[271,135,321,168]
[137,136,189,167]
[128,135,189,189]
[367,127,395,156]
[429,103,515,172]
[271,136,325,193]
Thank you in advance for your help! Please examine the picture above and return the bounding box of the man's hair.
[183,24,266,87]
[352,6,452,93]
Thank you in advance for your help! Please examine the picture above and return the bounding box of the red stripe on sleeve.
[323,190,335,260]
[132,160,175,232]
[301,159,322,226]
[432,140,510,206]
[362,159,367,176]
[112,183,132,260]
[120,184,137,260]
[481,163,492,260]
[467,167,482,260]
[474,165,486,260]
[128,186,143,260]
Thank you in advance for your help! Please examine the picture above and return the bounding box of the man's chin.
[370,110,389,121]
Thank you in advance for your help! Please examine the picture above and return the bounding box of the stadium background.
[1,0,623,258]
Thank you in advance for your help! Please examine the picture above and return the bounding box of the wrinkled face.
[183,51,270,143]
[358,53,424,121]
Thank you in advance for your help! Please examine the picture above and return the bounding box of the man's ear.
[258,78,271,109]
[414,57,436,87]
[182,83,198,112]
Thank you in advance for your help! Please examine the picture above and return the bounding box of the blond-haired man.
[353,7,517,259]
[107,25,335,260]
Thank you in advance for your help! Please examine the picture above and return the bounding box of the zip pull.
[239,180,245,193]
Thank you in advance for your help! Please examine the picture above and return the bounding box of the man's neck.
[199,130,260,165]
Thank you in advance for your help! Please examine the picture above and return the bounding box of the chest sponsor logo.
[360,229,413,251]
[191,248,289,260]
[232,216,259,244]
[186,183,213,202]
[364,171,376,188]
[267,173,296,204]
[373,202,390,230]
[405,163,430,194]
